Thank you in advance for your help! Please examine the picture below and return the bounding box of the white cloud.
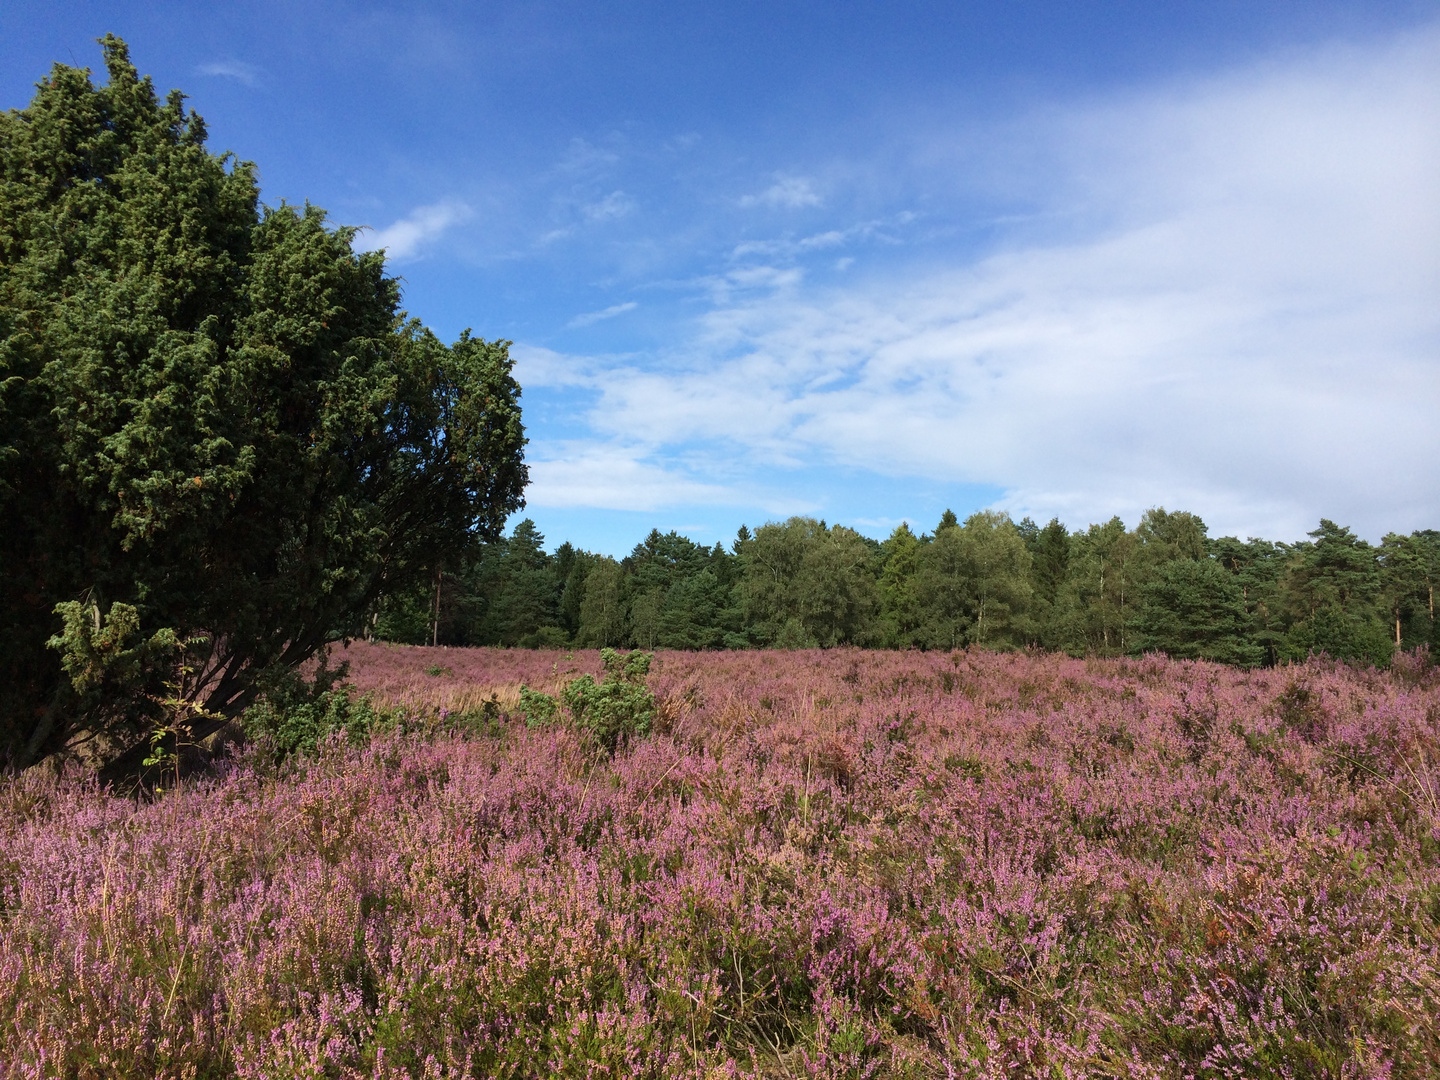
[355,200,471,261]
[196,60,260,86]
[730,215,910,262]
[512,344,592,386]
[533,27,1440,540]
[556,138,622,176]
[740,174,823,209]
[583,190,634,222]
[567,301,638,328]
[719,265,803,294]
[524,443,747,511]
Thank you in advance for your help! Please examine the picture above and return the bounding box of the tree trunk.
[1100,563,1108,653]
[16,695,62,770]
[431,565,442,648]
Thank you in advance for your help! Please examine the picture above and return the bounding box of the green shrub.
[517,684,559,727]
[562,649,655,754]
[240,658,400,761]
[520,649,655,755]
[521,626,571,649]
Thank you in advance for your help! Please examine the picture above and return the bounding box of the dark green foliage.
[1133,559,1264,665]
[617,530,745,649]
[1275,521,1392,666]
[372,510,1435,672]
[876,522,925,646]
[913,510,1032,650]
[1128,509,1262,663]
[555,542,595,638]
[0,39,526,765]
[239,658,399,762]
[911,519,973,650]
[562,649,655,754]
[577,556,625,647]
[1135,507,1208,563]
[737,517,879,647]
[371,580,440,647]
[520,649,655,755]
[45,601,182,732]
[1209,535,1288,663]
[1024,517,1072,650]
[479,520,563,645]
[375,518,574,647]
[1060,516,1139,656]
[517,684,559,727]
[1380,530,1440,653]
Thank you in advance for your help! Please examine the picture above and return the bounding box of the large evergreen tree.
[1380,530,1440,652]
[1207,535,1287,663]
[1133,559,1262,665]
[914,511,1031,649]
[0,39,527,765]
[1275,520,1391,665]
[1023,517,1072,650]
[477,520,563,646]
[877,522,924,646]
[1060,517,1137,656]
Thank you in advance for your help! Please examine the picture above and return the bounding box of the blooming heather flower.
[2,647,1437,1077]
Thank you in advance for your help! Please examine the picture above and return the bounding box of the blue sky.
[5,2,1438,554]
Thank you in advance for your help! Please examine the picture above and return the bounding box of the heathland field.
[4,647,1439,1077]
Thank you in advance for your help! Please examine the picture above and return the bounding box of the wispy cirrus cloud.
[739,174,823,209]
[196,60,261,86]
[583,190,634,222]
[567,301,638,328]
[355,200,472,261]
[730,213,916,262]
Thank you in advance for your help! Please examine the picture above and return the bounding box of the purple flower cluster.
[3,647,1438,1077]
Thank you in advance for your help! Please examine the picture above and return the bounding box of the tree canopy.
[390,508,1437,672]
[0,38,527,766]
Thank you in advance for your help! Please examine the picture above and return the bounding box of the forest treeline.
[376,510,1438,667]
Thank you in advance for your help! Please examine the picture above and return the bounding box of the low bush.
[520,648,654,754]
[240,657,403,761]
[562,648,655,753]
[516,683,559,727]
